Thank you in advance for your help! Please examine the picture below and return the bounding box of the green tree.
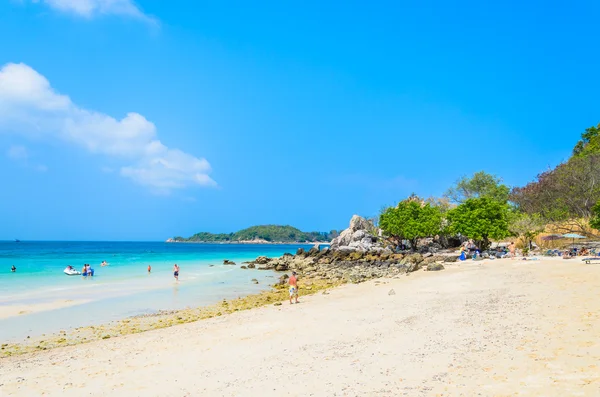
[379,198,443,250]
[445,171,510,204]
[447,197,510,250]
[590,201,600,230]
[508,212,545,251]
[510,154,600,233]
[573,123,600,157]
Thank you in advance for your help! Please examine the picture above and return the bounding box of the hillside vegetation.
[173,225,338,243]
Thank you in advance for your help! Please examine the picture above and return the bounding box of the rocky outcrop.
[223,260,236,265]
[244,244,451,284]
[330,215,389,253]
[241,215,457,284]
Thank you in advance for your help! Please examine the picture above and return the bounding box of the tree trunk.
[480,236,491,251]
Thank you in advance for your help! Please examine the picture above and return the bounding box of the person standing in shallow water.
[173,264,179,281]
[289,271,299,304]
[147,265,151,274]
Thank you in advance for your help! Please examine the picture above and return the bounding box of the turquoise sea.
[0,241,311,342]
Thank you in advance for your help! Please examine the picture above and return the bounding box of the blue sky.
[1,0,599,240]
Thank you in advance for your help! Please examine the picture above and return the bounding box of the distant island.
[168,225,339,244]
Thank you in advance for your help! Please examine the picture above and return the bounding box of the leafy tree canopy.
[508,212,546,249]
[445,171,509,204]
[379,197,443,250]
[447,197,510,250]
[590,201,600,231]
[510,154,600,232]
[573,123,600,157]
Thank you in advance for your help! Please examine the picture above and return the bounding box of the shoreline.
[2,257,599,395]
[0,275,342,358]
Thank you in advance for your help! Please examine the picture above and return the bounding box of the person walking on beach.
[147,265,151,274]
[508,242,516,258]
[173,264,179,281]
[289,271,299,304]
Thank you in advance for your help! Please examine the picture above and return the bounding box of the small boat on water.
[64,266,81,276]
[15,239,20,243]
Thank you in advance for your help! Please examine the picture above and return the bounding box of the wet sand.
[0,299,90,320]
[1,258,599,396]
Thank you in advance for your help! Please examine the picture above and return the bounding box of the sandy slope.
[1,258,600,396]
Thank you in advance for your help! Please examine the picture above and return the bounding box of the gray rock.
[349,215,372,232]
[407,261,422,272]
[223,259,236,265]
[407,253,424,263]
[255,256,270,265]
[331,228,354,249]
[427,263,445,271]
[307,247,320,256]
[247,263,256,269]
[275,274,289,286]
[352,230,366,241]
[257,264,274,270]
[443,256,459,263]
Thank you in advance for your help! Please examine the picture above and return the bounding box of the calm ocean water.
[0,241,311,341]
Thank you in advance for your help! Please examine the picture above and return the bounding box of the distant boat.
[15,239,20,243]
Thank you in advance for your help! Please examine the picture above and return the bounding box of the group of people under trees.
[457,240,517,261]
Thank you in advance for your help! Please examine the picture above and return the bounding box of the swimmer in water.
[11,265,16,272]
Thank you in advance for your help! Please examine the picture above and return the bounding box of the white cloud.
[30,0,157,24]
[0,63,215,192]
[7,145,29,160]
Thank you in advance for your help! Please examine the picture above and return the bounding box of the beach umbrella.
[562,233,586,248]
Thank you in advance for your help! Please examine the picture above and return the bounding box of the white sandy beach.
[2,257,600,396]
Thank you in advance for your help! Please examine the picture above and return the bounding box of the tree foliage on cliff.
[590,202,600,231]
[510,154,600,227]
[379,198,443,250]
[177,225,336,243]
[446,197,510,249]
[573,123,600,157]
[445,171,510,204]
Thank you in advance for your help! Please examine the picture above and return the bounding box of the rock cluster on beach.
[244,215,458,284]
